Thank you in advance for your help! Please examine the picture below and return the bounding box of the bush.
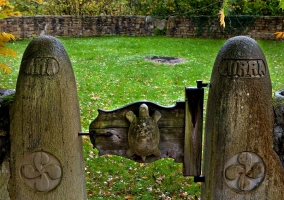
[6,0,226,17]
[226,0,284,16]
[9,0,284,17]
[0,0,19,74]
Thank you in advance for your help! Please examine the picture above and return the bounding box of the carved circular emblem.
[224,152,265,192]
[20,151,62,192]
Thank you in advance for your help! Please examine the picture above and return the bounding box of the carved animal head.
[139,104,149,117]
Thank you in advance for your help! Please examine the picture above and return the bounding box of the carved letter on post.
[9,36,87,199]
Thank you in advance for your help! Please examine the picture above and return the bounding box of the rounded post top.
[20,35,72,77]
[218,36,265,60]
[213,36,268,79]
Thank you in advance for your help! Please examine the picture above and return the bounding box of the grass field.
[1,36,284,199]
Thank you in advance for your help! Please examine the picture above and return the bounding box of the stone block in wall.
[166,16,177,37]
[154,19,167,30]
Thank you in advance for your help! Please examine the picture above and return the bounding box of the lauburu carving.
[224,152,265,192]
[20,151,62,192]
[126,103,161,162]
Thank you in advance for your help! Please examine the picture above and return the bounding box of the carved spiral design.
[20,151,62,192]
[224,152,265,192]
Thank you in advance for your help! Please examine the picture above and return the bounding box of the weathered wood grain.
[89,101,186,163]
[184,87,203,176]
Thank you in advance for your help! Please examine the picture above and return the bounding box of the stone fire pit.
[145,56,187,65]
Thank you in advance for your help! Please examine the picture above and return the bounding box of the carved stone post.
[202,36,284,199]
[9,36,87,199]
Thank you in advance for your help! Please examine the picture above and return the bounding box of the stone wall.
[0,15,154,38]
[167,16,283,40]
[0,15,283,40]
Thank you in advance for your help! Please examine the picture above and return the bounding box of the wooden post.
[9,36,87,199]
[201,36,284,199]
[183,86,204,176]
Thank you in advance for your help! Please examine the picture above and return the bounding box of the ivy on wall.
[222,15,256,36]
[193,16,210,37]
[193,15,256,38]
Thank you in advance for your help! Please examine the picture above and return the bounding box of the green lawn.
[1,36,284,199]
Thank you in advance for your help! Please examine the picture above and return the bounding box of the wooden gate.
[83,81,206,178]
[1,35,284,200]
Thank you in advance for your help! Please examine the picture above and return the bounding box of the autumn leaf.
[0,32,15,41]
[274,32,284,39]
[0,63,11,74]
[219,10,225,28]
[155,175,165,184]
[139,163,145,167]
[0,40,5,47]
[179,192,188,198]
[0,32,17,74]
[125,195,135,199]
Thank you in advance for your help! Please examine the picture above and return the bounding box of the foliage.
[244,0,282,15]
[11,0,132,16]
[8,0,284,17]
[274,0,284,38]
[0,32,16,74]
[141,0,222,17]
[222,0,284,16]
[186,0,222,16]
[10,0,45,16]
[0,0,19,74]
[154,28,166,36]
[280,0,284,9]
[223,15,256,36]
[0,0,21,18]
[220,0,284,40]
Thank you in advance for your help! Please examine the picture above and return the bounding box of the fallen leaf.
[125,195,135,199]
[179,192,188,197]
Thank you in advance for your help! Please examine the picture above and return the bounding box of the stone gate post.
[201,36,284,199]
[9,36,87,199]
